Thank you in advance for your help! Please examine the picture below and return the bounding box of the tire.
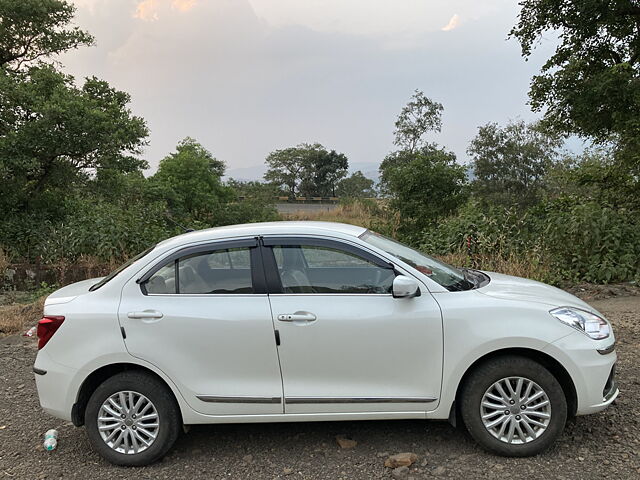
[460,355,567,457]
[85,371,181,466]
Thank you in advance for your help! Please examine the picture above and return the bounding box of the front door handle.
[128,310,164,319]
[277,312,317,322]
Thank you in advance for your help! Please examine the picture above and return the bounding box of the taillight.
[37,316,65,350]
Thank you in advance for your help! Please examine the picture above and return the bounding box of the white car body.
[34,221,617,435]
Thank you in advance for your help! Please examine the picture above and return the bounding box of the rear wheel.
[460,356,567,456]
[85,371,181,466]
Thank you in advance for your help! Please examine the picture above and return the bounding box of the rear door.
[118,238,284,416]
[262,236,444,414]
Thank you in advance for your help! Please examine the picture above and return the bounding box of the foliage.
[264,143,348,197]
[380,146,468,239]
[511,0,640,179]
[151,137,231,220]
[0,65,149,219]
[419,198,640,285]
[393,90,443,153]
[468,120,561,207]
[335,171,376,198]
[0,0,93,71]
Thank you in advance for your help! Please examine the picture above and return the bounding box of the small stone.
[335,435,357,449]
[434,466,446,476]
[376,451,390,457]
[384,453,418,468]
[242,454,253,464]
[17,384,24,389]
[578,456,585,461]
[283,467,293,475]
[420,459,428,467]
[392,466,410,479]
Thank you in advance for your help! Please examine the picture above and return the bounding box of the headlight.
[550,307,611,340]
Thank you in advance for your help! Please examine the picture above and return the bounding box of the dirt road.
[1,296,638,479]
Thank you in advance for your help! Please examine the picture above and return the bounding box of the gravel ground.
[1,296,638,479]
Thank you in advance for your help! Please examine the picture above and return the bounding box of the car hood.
[45,277,103,305]
[477,271,599,313]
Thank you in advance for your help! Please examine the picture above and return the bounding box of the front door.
[262,236,443,414]
[118,238,283,416]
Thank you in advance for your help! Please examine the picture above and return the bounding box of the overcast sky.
[63,0,555,179]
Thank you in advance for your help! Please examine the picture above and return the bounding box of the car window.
[144,247,253,294]
[271,244,394,294]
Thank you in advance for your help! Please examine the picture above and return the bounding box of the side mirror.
[392,275,421,298]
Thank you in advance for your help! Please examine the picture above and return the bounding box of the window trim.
[138,238,265,295]
[260,236,395,295]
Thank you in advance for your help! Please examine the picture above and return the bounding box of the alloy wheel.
[480,376,551,444]
[97,390,160,454]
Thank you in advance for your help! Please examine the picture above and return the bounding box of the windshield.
[89,246,156,291]
[360,231,473,291]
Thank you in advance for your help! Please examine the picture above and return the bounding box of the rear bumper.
[34,350,78,421]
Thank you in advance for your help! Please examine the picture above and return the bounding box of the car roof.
[156,221,368,250]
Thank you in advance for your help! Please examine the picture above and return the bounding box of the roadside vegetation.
[1,0,639,317]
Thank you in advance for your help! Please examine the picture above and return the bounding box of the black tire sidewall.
[461,356,567,457]
[85,371,181,466]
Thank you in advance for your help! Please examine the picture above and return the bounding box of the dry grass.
[0,247,8,276]
[437,249,554,282]
[0,296,45,336]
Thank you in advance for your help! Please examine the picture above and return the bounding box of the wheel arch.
[72,363,183,427]
[449,347,577,427]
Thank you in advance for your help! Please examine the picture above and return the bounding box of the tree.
[336,171,376,198]
[299,148,348,197]
[510,0,640,176]
[0,66,148,217]
[393,90,443,153]
[381,146,468,237]
[152,138,231,219]
[0,0,93,71]
[264,143,348,198]
[468,120,561,207]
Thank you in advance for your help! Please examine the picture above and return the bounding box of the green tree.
[468,120,560,207]
[0,0,93,71]
[151,138,232,219]
[336,171,376,198]
[511,0,640,177]
[381,147,468,237]
[0,66,148,217]
[393,90,443,153]
[264,143,348,198]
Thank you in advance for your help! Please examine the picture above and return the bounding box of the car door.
[261,236,444,414]
[118,238,284,416]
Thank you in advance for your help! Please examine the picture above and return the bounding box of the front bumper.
[543,332,618,416]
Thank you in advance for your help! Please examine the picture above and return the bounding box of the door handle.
[128,310,164,319]
[277,312,317,322]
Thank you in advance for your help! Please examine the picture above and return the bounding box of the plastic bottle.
[43,429,58,451]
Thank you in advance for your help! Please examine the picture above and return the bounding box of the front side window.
[271,244,394,294]
[143,247,253,294]
[360,230,474,291]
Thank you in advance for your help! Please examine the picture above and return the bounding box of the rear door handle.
[128,310,163,319]
[277,312,316,322]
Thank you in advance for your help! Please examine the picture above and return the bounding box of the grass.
[0,295,45,336]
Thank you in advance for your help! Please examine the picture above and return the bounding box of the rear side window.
[143,247,253,294]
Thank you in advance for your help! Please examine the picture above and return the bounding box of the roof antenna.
[165,214,195,233]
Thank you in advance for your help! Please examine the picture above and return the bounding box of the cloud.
[441,13,460,32]
[133,0,198,21]
[133,0,159,21]
[171,0,198,12]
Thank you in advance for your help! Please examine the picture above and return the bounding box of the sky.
[62,0,556,180]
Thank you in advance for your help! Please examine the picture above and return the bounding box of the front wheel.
[85,371,181,466]
[460,355,567,457]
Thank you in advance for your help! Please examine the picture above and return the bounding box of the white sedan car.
[34,221,617,466]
